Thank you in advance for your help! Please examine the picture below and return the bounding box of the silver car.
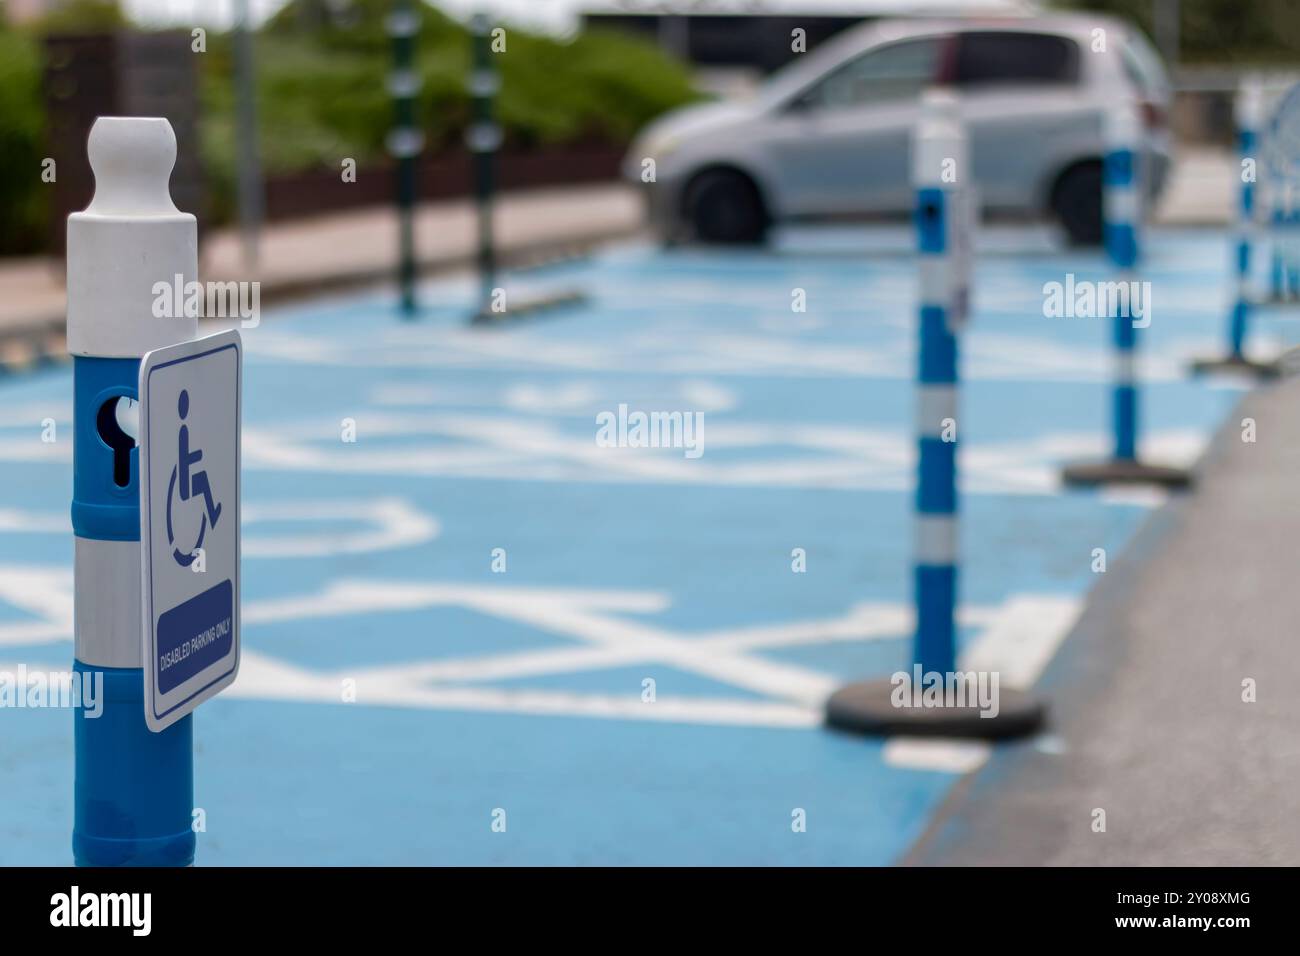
[625,14,1172,245]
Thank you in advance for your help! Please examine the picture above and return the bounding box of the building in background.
[5,0,62,23]
[42,29,203,253]
[582,0,1039,92]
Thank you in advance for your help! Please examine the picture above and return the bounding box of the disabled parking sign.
[139,329,242,732]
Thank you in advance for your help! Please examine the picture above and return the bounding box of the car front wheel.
[685,170,768,245]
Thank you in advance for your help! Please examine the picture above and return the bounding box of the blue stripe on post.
[915,564,957,675]
[914,176,957,677]
[73,664,195,866]
[1104,145,1137,269]
[1105,220,1138,270]
[1113,383,1137,461]
[1231,124,1254,352]
[916,187,946,254]
[1104,147,1135,188]
[1113,296,1137,461]
[1112,297,1136,350]
[1104,122,1139,459]
[1271,205,1284,297]
[917,436,956,514]
[1230,298,1249,359]
[71,356,141,542]
[918,307,956,383]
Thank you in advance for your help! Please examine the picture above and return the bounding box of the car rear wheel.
[685,170,767,245]
[1052,163,1103,246]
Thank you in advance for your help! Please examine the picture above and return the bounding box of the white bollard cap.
[912,87,967,189]
[66,117,198,358]
[1103,95,1143,151]
[1236,76,1265,132]
[921,87,960,126]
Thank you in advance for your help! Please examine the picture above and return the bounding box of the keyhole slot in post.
[96,396,137,488]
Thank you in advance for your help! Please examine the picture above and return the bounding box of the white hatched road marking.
[0,560,1080,770]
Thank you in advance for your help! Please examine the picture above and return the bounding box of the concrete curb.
[0,223,646,373]
[903,374,1300,866]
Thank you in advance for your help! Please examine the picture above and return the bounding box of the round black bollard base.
[1254,293,1299,307]
[825,679,1046,740]
[1061,458,1192,489]
[1189,353,1280,379]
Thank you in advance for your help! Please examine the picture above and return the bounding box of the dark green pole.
[387,0,422,317]
[232,0,263,270]
[469,12,501,315]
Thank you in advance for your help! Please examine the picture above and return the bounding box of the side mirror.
[784,94,818,116]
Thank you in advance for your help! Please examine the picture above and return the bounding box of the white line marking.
[0,567,73,647]
[242,498,438,558]
[0,562,1082,736]
[883,738,993,774]
[958,594,1082,689]
[881,594,1082,774]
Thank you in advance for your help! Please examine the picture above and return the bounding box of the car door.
[759,35,948,217]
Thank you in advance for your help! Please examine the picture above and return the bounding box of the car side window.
[799,38,943,111]
[953,31,1080,87]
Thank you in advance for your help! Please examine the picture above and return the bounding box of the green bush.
[195,3,698,223]
[29,0,127,34]
[0,29,47,254]
[0,1,698,245]
[238,0,697,156]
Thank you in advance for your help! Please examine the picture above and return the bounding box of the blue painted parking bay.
[0,227,1286,864]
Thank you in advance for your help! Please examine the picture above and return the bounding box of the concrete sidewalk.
[1153,147,1236,226]
[907,372,1300,866]
[0,182,644,354]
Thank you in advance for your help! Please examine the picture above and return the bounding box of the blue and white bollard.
[825,90,1043,739]
[912,91,964,678]
[69,118,197,866]
[1062,99,1191,488]
[1266,116,1289,303]
[1264,81,1300,304]
[1276,180,1298,302]
[1286,177,1300,301]
[1193,77,1279,377]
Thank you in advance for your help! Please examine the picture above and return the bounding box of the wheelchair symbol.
[167,389,222,568]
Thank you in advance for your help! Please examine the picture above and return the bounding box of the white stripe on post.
[914,514,958,565]
[916,384,957,437]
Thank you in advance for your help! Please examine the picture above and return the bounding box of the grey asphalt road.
[907,369,1300,866]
